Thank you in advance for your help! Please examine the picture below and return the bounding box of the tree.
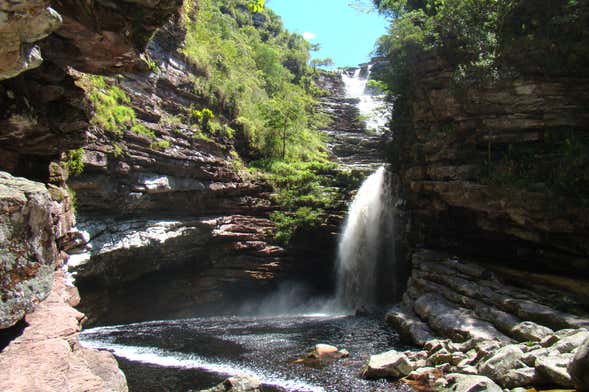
[262,90,308,160]
[248,0,265,13]
[310,57,335,72]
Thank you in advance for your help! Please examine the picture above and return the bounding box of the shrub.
[66,148,84,176]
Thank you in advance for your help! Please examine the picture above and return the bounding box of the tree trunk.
[282,127,286,160]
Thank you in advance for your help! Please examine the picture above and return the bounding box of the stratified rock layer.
[386,250,589,389]
[395,52,589,274]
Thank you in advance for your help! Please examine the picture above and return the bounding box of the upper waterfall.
[341,66,389,134]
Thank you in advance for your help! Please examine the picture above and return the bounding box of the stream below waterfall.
[81,313,412,392]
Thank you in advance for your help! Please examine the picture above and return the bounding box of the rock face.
[0,0,62,80]
[0,0,183,390]
[569,336,589,391]
[43,0,183,74]
[393,51,589,275]
[63,17,341,325]
[0,171,74,329]
[0,270,127,392]
[0,0,182,177]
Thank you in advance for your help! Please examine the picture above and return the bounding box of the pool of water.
[80,313,414,392]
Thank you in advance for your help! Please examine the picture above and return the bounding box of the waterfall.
[341,66,389,133]
[334,166,395,311]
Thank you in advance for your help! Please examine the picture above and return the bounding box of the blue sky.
[267,0,390,68]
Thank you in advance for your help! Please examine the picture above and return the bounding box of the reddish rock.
[0,270,127,392]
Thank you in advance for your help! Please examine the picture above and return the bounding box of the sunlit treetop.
[248,0,265,13]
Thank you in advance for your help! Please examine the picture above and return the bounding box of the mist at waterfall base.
[236,166,397,316]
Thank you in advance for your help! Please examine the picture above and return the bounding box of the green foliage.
[310,58,335,72]
[182,0,324,160]
[66,148,85,176]
[113,143,124,158]
[131,123,156,139]
[270,207,322,245]
[81,75,134,137]
[67,186,77,215]
[482,130,589,200]
[80,75,159,144]
[247,0,265,13]
[144,55,160,73]
[251,159,362,244]
[150,139,171,150]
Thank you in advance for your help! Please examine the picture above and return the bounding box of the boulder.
[510,321,553,342]
[536,354,574,387]
[500,367,541,389]
[478,345,525,386]
[314,344,338,356]
[385,305,435,345]
[0,271,127,392]
[521,348,550,367]
[569,336,589,392]
[414,293,509,342]
[360,350,413,380]
[552,329,589,353]
[446,373,503,392]
[199,376,261,392]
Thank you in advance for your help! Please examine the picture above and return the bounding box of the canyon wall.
[392,51,589,276]
[0,1,185,390]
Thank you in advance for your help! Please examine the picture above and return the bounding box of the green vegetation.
[178,0,340,243]
[483,131,589,200]
[182,0,327,161]
[67,186,77,214]
[80,75,135,137]
[80,74,171,151]
[251,159,363,244]
[150,140,171,150]
[372,0,589,198]
[66,148,85,176]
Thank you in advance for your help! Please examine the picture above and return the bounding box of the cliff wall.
[0,1,184,390]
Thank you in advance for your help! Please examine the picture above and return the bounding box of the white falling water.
[334,166,395,311]
[341,66,389,133]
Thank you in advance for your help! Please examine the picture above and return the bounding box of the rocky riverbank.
[368,249,589,390]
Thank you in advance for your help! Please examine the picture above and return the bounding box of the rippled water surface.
[81,313,413,392]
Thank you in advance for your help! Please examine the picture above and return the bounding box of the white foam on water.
[80,339,324,392]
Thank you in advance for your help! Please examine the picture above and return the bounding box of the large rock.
[42,0,183,74]
[0,171,73,328]
[0,0,62,80]
[445,373,502,392]
[414,293,508,342]
[199,376,261,392]
[0,270,127,392]
[360,350,413,380]
[510,321,553,342]
[478,344,525,387]
[569,336,589,392]
[385,305,435,345]
[552,329,589,353]
[536,354,574,387]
